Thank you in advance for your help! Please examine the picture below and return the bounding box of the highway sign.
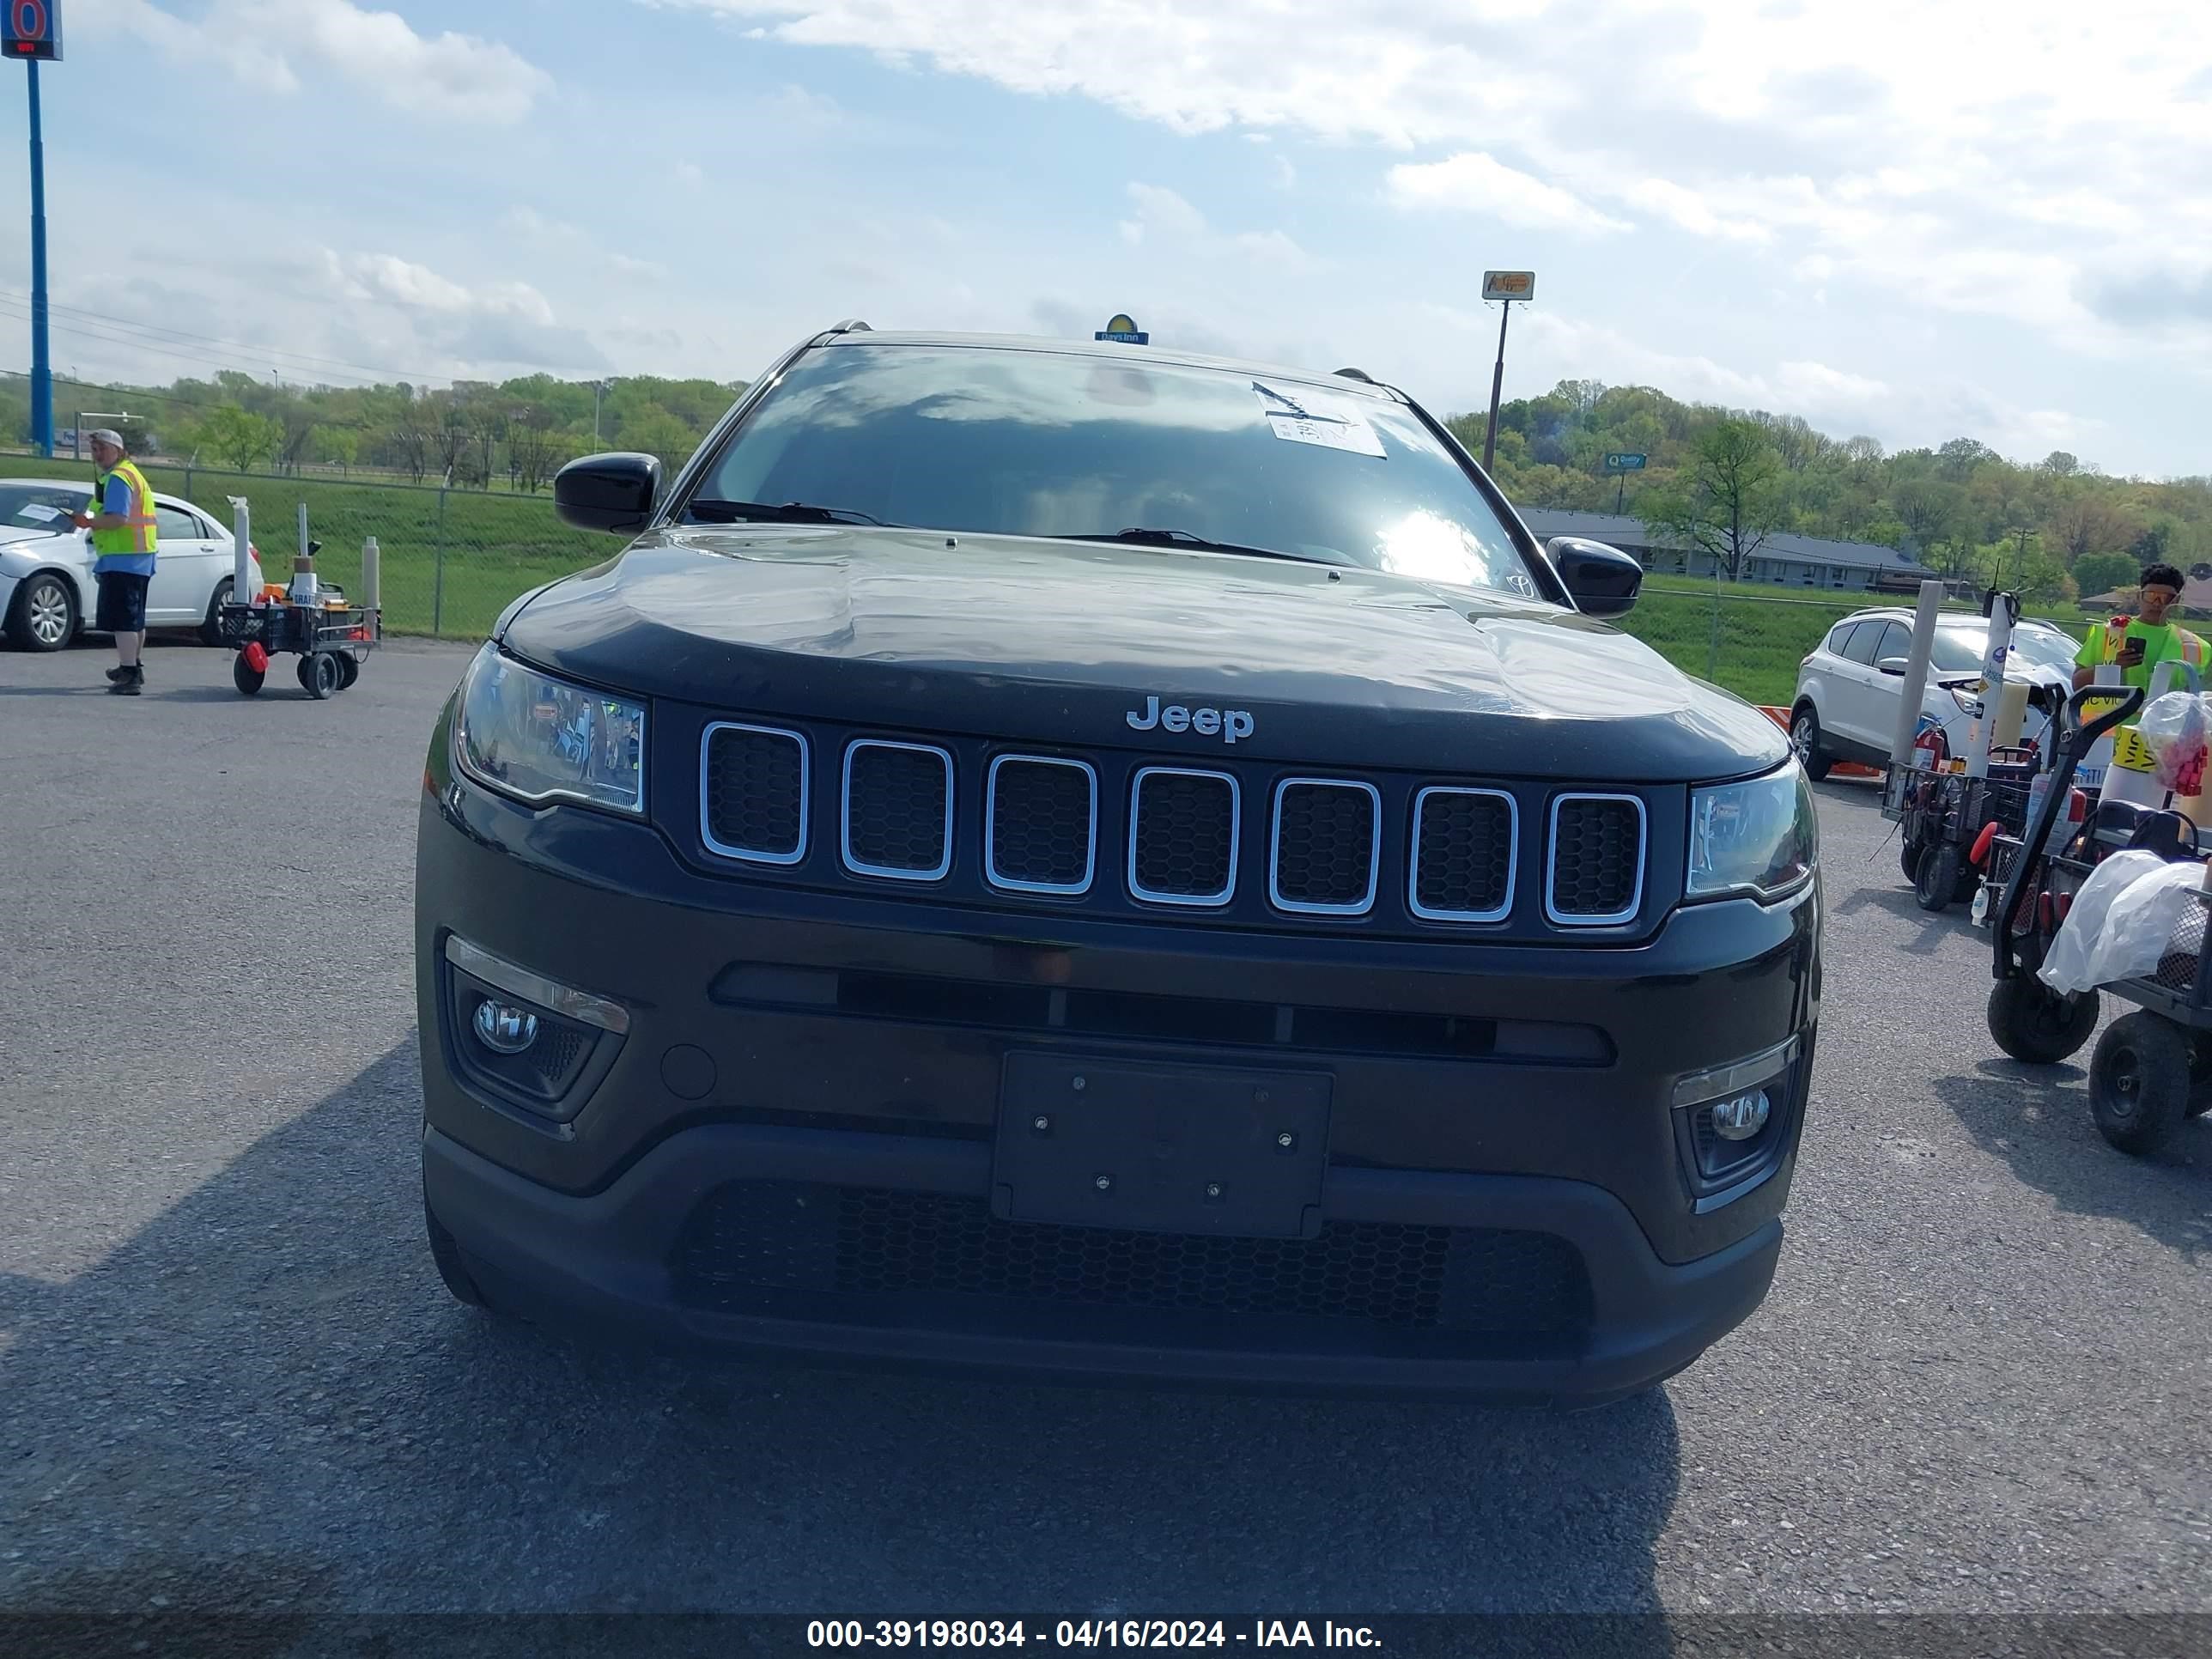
[1481,270,1535,302]
[1603,452,1648,472]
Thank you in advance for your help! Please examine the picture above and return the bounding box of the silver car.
[0,477,265,652]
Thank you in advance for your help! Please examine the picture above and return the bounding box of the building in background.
[2080,564,2212,617]
[1516,508,1942,595]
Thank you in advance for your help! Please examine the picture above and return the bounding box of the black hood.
[498,526,1787,784]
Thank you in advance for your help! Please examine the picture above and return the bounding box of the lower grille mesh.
[672,1181,1593,1339]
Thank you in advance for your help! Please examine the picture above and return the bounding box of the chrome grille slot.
[842,740,954,881]
[701,722,809,864]
[1411,787,1516,922]
[987,756,1097,894]
[1547,794,1646,926]
[1128,767,1239,906]
[1271,779,1380,915]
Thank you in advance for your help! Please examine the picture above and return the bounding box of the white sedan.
[0,477,264,651]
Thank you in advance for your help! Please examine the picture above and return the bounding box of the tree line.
[3,364,2200,605]
[1445,380,2209,604]
[0,370,744,494]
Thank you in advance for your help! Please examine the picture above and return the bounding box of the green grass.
[2,455,609,639]
[0,451,2100,704]
[1615,584,2093,708]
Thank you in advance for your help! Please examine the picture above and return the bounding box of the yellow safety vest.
[2094,613,2206,673]
[89,460,157,559]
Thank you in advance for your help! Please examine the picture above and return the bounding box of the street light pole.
[27,58,51,459]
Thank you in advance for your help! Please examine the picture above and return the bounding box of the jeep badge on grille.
[1126,695,1255,744]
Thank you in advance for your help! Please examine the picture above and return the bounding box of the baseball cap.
[87,428,125,449]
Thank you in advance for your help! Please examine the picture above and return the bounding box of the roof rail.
[827,319,872,335]
[1334,368,1374,383]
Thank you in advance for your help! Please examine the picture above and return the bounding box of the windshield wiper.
[684,498,895,527]
[1057,527,1338,566]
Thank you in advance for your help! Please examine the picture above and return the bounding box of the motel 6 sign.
[3,0,60,60]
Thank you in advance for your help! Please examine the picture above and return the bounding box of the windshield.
[688,343,1547,599]
[1928,621,2079,676]
[0,483,88,532]
[2010,623,2081,672]
[1928,627,1987,674]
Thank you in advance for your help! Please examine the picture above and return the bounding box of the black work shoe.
[109,667,143,696]
[105,665,131,683]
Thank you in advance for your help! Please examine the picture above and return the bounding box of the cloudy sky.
[1,0,2206,473]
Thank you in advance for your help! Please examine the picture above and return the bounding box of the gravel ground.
[0,635,2205,1631]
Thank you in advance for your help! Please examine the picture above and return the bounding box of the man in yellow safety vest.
[2073,563,2206,708]
[70,428,160,696]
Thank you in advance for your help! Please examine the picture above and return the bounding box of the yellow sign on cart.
[2112,726,2158,774]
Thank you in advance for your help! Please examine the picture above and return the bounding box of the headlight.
[453,642,645,815]
[1686,760,1817,903]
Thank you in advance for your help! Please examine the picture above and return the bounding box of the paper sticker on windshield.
[1252,382,1386,459]
[18,502,61,523]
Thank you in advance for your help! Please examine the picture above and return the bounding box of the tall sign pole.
[1478,270,1534,473]
[27,55,49,456]
[7,3,62,459]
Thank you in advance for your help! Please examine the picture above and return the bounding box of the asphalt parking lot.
[1,635,2207,1625]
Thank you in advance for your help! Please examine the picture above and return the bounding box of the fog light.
[1711,1089,1771,1141]
[472,999,540,1055]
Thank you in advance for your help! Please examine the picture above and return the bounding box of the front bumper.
[416,756,1819,1402]
[425,1120,1781,1405]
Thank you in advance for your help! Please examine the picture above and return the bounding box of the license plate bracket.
[994,1053,1332,1239]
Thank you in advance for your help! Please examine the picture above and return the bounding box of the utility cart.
[1984,682,2212,1155]
[1884,744,2043,915]
[1874,586,2064,915]
[218,586,380,699]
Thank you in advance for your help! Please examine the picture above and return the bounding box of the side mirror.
[1546,536,1642,618]
[554,452,662,536]
[1879,657,1909,677]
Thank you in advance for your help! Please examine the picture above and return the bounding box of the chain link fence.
[1,454,608,641]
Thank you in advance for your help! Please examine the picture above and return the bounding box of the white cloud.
[647,0,2212,362]
[88,0,550,124]
[1115,184,1316,271]
[1119,183,1208,246]
[1386,152,1629,234]
[499,210,671,283]
[319,250,554,325]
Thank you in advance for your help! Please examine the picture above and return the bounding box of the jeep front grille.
[690,725,1657,933]
[842,740,954,881]
[1271,780,1380,915]
[1546,794,1646,925]
[1410,787,1516,922]
[702,722,809,865]
[987,756,1097,894]
[1128,767,1239,906]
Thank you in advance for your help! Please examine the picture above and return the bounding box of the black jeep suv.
[415,324,1820,1405]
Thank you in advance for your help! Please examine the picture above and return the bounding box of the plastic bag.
[2132,690,2212,793]
[2038,851,2209,996]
